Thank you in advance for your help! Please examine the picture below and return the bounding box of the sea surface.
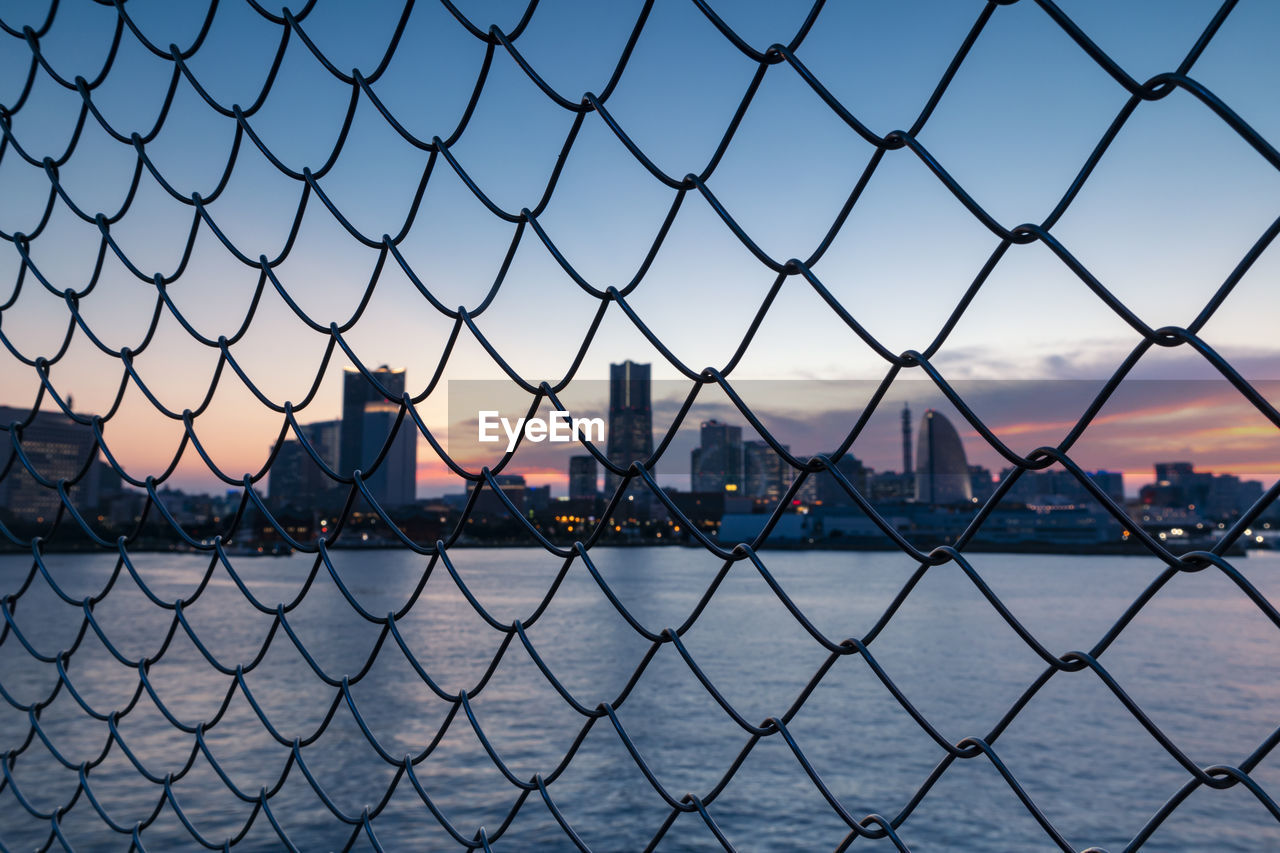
[2,547,1280,852]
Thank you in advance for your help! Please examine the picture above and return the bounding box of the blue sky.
[1,0,1277,495]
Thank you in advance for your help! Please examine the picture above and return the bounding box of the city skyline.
[3,2,1279,505]
[27,368,1259,502]
[3,376,1266,538]
[431,375,1278,501]
[11,369,1273,507]
[256,371,1277,505]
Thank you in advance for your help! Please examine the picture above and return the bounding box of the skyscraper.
[269,440,307,507]
[605,361,653,497]
[269,419,341,508]
[691,420,743,493]
[901,403,912,475]
[743,439,789,503]
[915,409,973,505]
[360,400,418,507]
[568,455,599,500]
[340,367,406,476]
[304,419,341,475]
[0,405,113,522]
[339,367,417,507]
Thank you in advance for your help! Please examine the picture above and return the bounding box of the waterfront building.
[269,419,341,508]
[1141,462,1261,518]
[901,403,912,476]
[340,367,406,476]
[999,467,1125,507]
[568,455,599,500]
[815,452,869,508]
[0,405,115,522]
[338,368,417,507]
[605,361,653,498]
[744,439,789,503]
[467,474,527,517]
[914,409,973,505]
[526,484,551,514]
[869,470,914,503]
[360,400,418,507]
[969,465,995,503]
[691,420,743,493]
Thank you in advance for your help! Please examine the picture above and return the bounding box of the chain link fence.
[2,1,1280,850]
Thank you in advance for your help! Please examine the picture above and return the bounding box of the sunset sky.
[444,378,1280,498]
[1,0,1277,499]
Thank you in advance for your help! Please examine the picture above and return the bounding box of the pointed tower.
[901,403,912,476]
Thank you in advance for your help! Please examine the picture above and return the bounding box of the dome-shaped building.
[915,409,972,505]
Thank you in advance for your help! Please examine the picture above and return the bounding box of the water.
[2,547,1280,852]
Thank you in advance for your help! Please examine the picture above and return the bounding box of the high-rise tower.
[339,367,417,507]
[914,409,972,505]
[691,420,743,493]
[605,361,653,497]
[568,455,599,500]
[901,403,912,475]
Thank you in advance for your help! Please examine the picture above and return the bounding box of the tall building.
[605,361,653,497]
[1088,470,1125,504]
[360,400,418,507]
[816,452,868,507]
[915,409,972,505]
[744,440,789,503]
[269,419,341,508]
[269,440,307,507]
[1154,461,1195,485]
[340,367,406,477]
[0,405,114,522]
[692,420,743,493]
[338,368,416,507]
[969,464,994,503]
[869,470,914,502]
[568,455,599,500]
[304,419,341,474]
[526,484,551,514]
[901,403,913,475]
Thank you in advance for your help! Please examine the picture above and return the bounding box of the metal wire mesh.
[2,0,1280,850]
